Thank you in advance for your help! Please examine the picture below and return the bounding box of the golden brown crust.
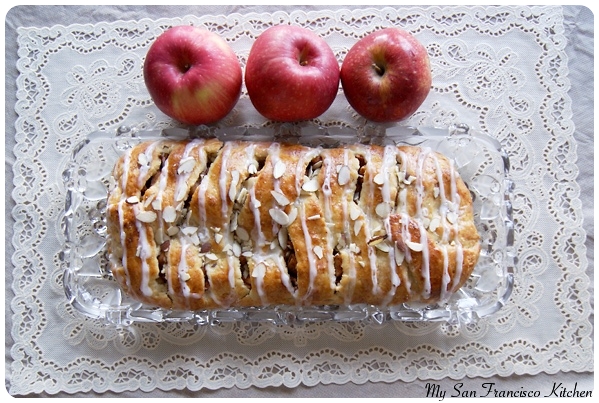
[106,139,481,310]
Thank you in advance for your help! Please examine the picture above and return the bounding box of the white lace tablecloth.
[6,5,593,397]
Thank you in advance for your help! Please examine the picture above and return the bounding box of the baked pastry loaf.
[106,138,481,310]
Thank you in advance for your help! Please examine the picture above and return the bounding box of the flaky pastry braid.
[106,138,481,310]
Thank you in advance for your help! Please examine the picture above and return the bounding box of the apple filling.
[353,154,367,204]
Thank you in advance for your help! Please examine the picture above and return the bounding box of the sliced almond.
[214,233,223,244]
[375,202,390,218]
[137,153,149,166]
[163,206,177,223]
[232,242,241,257]
[337,165,350,186]
[252,263,266,278]
[166,226,179,236]
[180,272,191,282]
[273,160,286,179]
[177,157,195,174]
[269,208,290,226]
[182,226,198,236]
[446,211,458,224]
[135,211,157,223]
[368,234,387,246]
[375,241,390,253]
[302,178,319,192]
[143,193,156,208]
[126,196,140,204]
[313,245,324,259]
[236,187,249,205]
[278,226,288,249]
[394,244,405,265]
[176,186,187,202]
[429,217,441,232]
[406,240,424,252]
[189,233,200,246]
[205,253,218,261]
[287,206,298,225]
[271,190,290,206]
[354,220,363,236]
[307,214,321,221]
[433,186,440,198]
[248,161,258,175]
[397,170,406,183]
[229,170,240,202]
[235,226,250,242]
[349,203,361,221]
[373,172,385,185]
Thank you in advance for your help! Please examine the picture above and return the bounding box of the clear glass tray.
[60,123,515,326]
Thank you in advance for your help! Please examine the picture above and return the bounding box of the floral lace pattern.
[10,6,592,395]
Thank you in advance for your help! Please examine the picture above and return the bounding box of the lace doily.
[10,6,592,395]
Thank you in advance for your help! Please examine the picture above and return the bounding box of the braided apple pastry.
[106,138,481,310]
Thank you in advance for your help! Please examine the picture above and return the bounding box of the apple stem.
[298,47,310,66]
[372,63,385,77]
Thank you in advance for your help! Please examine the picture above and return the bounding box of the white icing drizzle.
[249,185,266,248]
[440,245,451,302]
[277,255,297,298]
[121,148,132,193]
[251,250,288,305]
[341,149,356,304]
[320,155,337,292]
[174,139,204,204]
[137,141,158,188]
[218,143,233,221]
[448,159,464,291]
[252,262,268,305]
[226,255,236,289]
[396,150,412,296]
[269,143,283,236]
[380,145,401,307]
[152,153,169,245]
[217,143,237,289]
[416,148,432,299]
[177,240,201,302]
[299,202,318,301]
[133,204,153,297]
[363,148,380,295]
[196,156,210,244]
[399,212,412,293]
[241,144,267,249]
[393,150,412,295]
[432,154,451,243]
[321,155,333,222]
[432,154,465,296]
[266,144,299,300]
[117,199,131,290]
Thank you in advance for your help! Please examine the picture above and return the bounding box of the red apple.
[245,24,340,122]
[340,28,432,122]
[143,25,242,125]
